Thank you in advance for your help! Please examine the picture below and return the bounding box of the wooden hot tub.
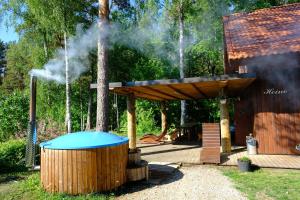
[40,132,128,194]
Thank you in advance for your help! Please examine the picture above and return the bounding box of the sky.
[0,0,134,43]
[0,16,19,43]
[0,0,137,43]
[0,0,164,43]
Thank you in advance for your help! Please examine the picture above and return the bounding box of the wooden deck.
[221,149,300,169]
[138,143,300,169]
[138,142,201,164]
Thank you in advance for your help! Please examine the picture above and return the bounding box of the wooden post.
[161,101,167,132]
[126,95,148,181]
[220,98,231,153]
[127,93,136,152]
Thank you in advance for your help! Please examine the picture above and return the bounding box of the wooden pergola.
[91,73,256,153]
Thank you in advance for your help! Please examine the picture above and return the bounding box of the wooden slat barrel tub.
[40,132,129,195]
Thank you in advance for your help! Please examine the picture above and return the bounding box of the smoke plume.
[30,3,223,84]
[30,19,178,83]
[30,23,99,83]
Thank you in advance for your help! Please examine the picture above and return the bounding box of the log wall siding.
[234,67,300,155]
[40,143,128,194]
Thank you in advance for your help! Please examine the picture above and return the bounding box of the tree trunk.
[161,101,167,132]
[114,93,120,130]
[79,79,84,131]
[85,89,92,130]
[43,32,48,59]
[64,31,72,133]
[86,51,96,130]
[96,0,109,132]
[179,0,187,126]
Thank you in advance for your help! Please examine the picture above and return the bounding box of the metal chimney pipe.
[25,75,37,168]
[30,76,37,124]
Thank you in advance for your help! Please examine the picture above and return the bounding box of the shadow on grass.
[251,164,260,172]
[0,171,34,184]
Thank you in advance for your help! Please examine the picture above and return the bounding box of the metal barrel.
[246,135,257,155]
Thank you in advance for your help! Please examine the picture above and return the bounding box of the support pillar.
[127,93,136,152]
[126,94,149,182]
[220,98,231,153]
[161,101,167,132]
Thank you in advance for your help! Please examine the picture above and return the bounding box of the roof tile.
[224,3,300,61]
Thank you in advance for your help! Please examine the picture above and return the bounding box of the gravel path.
[117,165,246,200]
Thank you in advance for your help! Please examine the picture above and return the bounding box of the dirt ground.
[116,165,246,200]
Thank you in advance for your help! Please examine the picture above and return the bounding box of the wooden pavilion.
[91,74,256,163]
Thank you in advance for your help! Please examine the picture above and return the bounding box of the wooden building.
[223,3,300,155]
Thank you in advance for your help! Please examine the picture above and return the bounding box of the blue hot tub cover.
[39,131,129,150]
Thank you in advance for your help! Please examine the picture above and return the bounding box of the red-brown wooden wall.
[234,63,300,155]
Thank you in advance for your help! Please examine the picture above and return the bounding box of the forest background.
[0,0,298,144]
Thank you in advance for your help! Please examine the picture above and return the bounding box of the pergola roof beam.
[127,87,167,101]
[191,83,208,98]
[142,86,180,100]
[167,85,197,100]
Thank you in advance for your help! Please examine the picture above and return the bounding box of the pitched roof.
[223,3,300,61]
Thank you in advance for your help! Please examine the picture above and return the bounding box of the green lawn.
[0,172,114,200]
[222,167,300,200]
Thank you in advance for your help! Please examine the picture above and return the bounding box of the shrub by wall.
[0,91,29,141]
[0,139,26,173]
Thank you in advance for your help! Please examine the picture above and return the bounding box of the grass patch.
[0,172,114,200]
[222,167,300,200]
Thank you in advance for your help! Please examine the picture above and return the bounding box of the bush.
[118,101,161,137]
[0,139,27,173]
[238,156,251,163]
[136,107,160,135]
[0,91,29,141]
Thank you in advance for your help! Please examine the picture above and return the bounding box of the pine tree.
[96,0,110,132]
